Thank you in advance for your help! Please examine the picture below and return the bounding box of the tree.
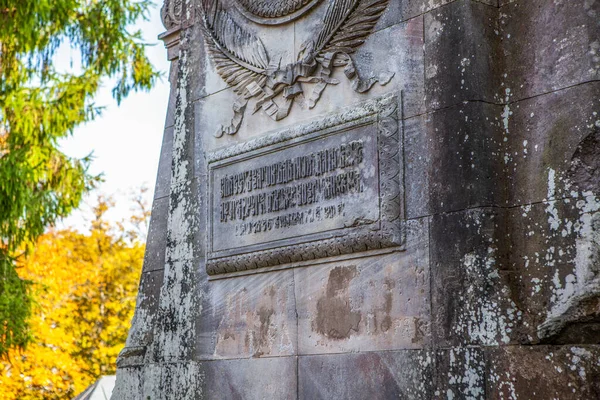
[0,1,158,355]
[0,195,149,399]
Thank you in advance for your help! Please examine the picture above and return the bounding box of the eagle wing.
[200,0,269,96]
[316,0,389,57]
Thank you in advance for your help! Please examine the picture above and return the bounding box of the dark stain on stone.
[380,278,394,332]
[355,353,402,398]
[326,265,358,296]
[412,318,426,344]
[253,306,274,357]
[314,266,361,339]
[380,315,392,332]
[244,327,250,350]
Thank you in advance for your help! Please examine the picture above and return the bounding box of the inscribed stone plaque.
[206,95,404,275]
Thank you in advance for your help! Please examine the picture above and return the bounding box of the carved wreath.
[200,0,393,137]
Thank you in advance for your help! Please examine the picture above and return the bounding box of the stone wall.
[113,0,600,398]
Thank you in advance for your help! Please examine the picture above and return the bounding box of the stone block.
[404,101,505,216]
[142,196,169,274]
[379,0,498,32]
[151,257,201,362]
[435,347,486,400]
[198,269,297,360]
[124,269,165,349]
[186,22,228,103]
[425,0,502,110]
[153,126,174,200]
[142,362,204,400]
[169,65,197,188]
[486,345,600,399]
[404,114,431,219]
[113,366,144,400]
[295,218,430,354]
[508,195,600,343]
[501,0,600,101]
[201,357,297,400]
[359,16,425,119]
[504,82,600,207]
[406,102,505,215]
[165,59,180,129]
[165,179,201,264]
[298,350,434,399]
[430,208,521,347]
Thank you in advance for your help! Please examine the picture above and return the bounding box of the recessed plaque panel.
[212,126,378,251]
[206,95,404,275]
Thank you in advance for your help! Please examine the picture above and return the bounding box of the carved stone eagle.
[201,0,393,137]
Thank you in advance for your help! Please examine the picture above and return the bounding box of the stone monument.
[113,0,600,398]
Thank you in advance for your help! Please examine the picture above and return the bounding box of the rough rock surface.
[113,0,600,398]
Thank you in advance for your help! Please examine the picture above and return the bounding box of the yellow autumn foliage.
[0,197,147,399]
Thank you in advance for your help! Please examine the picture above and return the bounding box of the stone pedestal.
[114,0,600,398]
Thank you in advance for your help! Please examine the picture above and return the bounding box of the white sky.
[59,4,171,231]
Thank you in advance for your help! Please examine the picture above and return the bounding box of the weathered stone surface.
[201,357,296,399]
[486,345,600,399]
[200,269,297,359]
[569,130,600,195]
[501,0,600,101]
[114,0,600,398]
[379,0,498,32]
[504,81,600,207]
[114,362,205,400]
[123,270,165,351]
[405,102,505,216]
[142,362,204,399]
[508,195,600,343]
[153,126,174,200]
[141,197,169,274]
[425,0,502,110]
[435,347,486,399]
[164,58,180,129]
[404,114,431,219]
[295,218,429,354]
[298,350,434,399]
[430,208,521,347]
[113,367,144,400]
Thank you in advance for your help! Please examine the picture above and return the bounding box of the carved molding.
[206,94,404,275]
[233,0,323,25]
[207,95,394,163]
[200,0,393,137]
[161,0,184,30]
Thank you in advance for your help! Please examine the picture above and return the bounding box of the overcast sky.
[59,4,170,231]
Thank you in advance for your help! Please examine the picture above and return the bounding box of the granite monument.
[113,0,600,398]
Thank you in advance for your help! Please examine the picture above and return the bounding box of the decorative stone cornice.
[160,0,183,30]
[159,0,184,61]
